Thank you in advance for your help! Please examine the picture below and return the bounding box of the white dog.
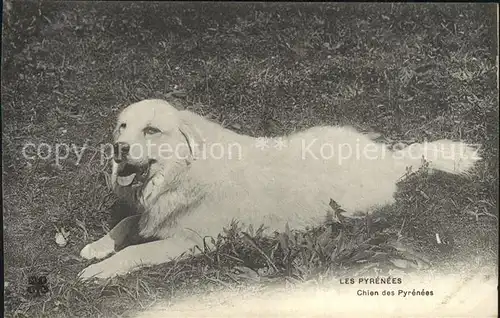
[79,99,480,279]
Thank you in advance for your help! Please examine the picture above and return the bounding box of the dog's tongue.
[117,173,136,186]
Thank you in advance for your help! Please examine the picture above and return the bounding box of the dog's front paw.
[80,235,115,260]
[78,262,113,280]
[78,255,135,281]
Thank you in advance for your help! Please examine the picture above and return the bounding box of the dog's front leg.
[78,237,196,280]
[80,214,142,260]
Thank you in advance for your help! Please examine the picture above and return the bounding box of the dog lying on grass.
[78,99,480,280]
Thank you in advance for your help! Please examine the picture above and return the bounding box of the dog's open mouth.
[116,163,150,187]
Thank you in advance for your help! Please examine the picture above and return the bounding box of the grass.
[2,2,498,317]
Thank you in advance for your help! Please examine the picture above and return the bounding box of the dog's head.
[110,99,203,192]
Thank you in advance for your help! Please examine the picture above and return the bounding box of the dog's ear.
[178,116,204,162]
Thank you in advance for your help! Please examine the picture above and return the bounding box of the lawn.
[2,2,498,317]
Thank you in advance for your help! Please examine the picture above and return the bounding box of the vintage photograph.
[2,2,498,317]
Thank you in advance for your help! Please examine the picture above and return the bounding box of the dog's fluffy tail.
[394,139,481,175]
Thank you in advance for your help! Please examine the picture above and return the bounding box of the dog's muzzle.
[113,142,151,187]
[113,142,130,163]
[115,162,150,187]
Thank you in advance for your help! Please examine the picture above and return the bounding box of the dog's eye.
[143,126,161,135]
[116,123,126,136]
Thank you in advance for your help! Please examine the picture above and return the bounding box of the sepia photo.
[2,2,498,317]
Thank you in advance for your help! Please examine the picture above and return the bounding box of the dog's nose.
[113,142,130,162]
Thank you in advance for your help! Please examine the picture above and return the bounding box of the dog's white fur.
[79,99,480,279]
